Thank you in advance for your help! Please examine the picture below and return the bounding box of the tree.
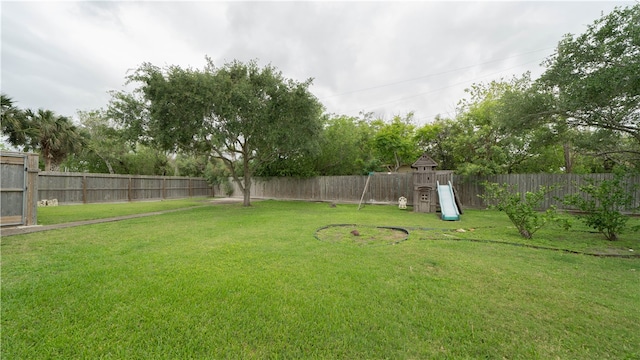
[415,115,457,170]
[449,77,534,176]
[171,153,204,178]
[71,109,128,174]
[311,114,379,175]
[444,74,584,176]
[121,59,324,206]
[570,128,640,172]
[1,94,30,147]
[27,110,86,171]
[2,103,85,171]
[106,90,152,146]
[372,113,420,172]
[491,78,576,173]
[539,4,640,145]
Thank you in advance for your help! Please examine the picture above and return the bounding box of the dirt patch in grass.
[585,247,637,256]
[315,224,409,245]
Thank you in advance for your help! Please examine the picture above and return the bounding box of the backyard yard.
[2,199,639,359]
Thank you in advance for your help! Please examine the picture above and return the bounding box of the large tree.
[312,114,379,176]
[71,109,127,174]
[372,113,420,172]
[415,115,456,171]
[434,75,575,176]
[24,109,85,171]
[1,100,85,171]
[539,4,640,145]
[120,59,324,206]
[1,94,31,147]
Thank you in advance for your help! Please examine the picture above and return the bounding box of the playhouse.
[411,153,438,213]
[411,153,460,220]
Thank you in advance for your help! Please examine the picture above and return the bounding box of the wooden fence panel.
[452,173,640,210]
[37,171,638,210]
[450,175,485,209]
[190,178,214,197]
[236,172,448,204]
[1,154,27,226]
[1,152,38,227]
[365,174,413,204]
[38,172,84,203]
[85,174,129,203]
[165,178,188,199]
[38,172,213,204]
[130,177,162,201]
[222,172,639,211]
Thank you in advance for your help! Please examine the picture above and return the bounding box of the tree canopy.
[4,5,638,179]
[1,96,85,171]
[116,59,324,206]
[539,3,640,144]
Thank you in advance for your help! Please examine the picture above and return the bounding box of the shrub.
[480,182,564,239]
[222,178,235,197]
[563,170,639,241]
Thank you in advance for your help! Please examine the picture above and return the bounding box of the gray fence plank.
[35,171,640,210]
[1,152,39,227]
[38,172,213,204]
[223,173,639,210]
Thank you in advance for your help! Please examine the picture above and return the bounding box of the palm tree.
[24,109,85,171]
[1,94,31,146]
[1,95,86,170]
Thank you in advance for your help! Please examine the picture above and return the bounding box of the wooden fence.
[225,172,640,210]
[39,172,214,204]
[33,171,640,210]
[228,171,453,204]
[455,173,640,210]
[0,152,39,226]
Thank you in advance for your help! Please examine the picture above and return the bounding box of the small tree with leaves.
[563,170,639,241]
[480,182,564,239]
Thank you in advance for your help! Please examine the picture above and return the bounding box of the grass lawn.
[2,200,639,359]
[35,197,211,225]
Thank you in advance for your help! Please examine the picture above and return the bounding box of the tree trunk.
[563,142,573,173]
[243,177,251,206]
[43,148,53,171]
[242,156,252,207]
[96,153,115,174]
[105,161,114,174]
[518,226,532,239]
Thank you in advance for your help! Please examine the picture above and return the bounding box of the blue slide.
[437,181,460,221]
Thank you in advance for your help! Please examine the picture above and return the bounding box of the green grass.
[36,197,211,225]
[2,200,639,359]
[413,209,640,257]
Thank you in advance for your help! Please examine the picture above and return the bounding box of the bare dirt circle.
[315,224,409,245]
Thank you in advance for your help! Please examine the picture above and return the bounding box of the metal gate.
[1,151,38,227]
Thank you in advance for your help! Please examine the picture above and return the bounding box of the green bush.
[222,178,235,197]
[480,182,564,239]
[563,170,639,241]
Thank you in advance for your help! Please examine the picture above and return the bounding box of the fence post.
[25,153,39,226]
[162,177,166,199]
[82,175,87,204]
[128,177,132,202]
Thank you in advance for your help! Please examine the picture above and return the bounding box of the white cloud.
[1,1,634,124]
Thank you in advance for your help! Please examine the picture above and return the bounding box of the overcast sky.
[1,1,634,126]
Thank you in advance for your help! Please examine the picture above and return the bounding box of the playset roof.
[411,153,438,168]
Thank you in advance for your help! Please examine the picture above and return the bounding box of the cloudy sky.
[1,1,634,126]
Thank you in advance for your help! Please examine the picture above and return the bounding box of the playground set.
[411,153,461,221]
[358,153,461,221]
